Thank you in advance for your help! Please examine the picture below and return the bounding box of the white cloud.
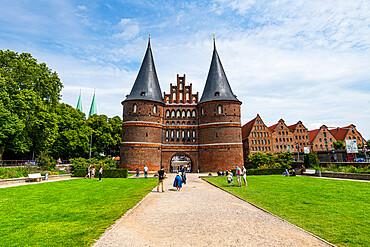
[113,18,140,41]
[77,5,87,10]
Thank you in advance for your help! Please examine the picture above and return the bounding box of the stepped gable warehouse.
[120,39,243,172]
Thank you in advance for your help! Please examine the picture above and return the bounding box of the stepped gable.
[199,40,240,104]
[242,116,257,140]
[124,39,164,103]
[329,126,350,141]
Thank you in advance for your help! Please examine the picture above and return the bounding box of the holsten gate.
[120,39,243,172]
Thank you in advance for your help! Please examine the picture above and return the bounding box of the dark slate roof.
[199,41,240,104]
[124,40,164,103]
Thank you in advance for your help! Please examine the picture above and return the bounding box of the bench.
[27,173,43,182]
[302,169,316,175]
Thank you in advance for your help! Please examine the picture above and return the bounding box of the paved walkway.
[94,174,330,247]
[0,177,77,189]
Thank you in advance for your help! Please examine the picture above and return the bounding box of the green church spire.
[76,91,83,112]
[88,91,97,118]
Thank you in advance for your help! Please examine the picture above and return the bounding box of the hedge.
[230,168,286,176]
[72,169,128,178]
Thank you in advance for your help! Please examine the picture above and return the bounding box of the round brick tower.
[198,40,244,172]
[120,40,165,171]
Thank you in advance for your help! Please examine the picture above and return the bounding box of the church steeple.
[88,91,97,118]
[199,39,240,104]
[124,38,164,103]
[76,91,83,112]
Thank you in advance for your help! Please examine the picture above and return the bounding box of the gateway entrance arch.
[170,153,192,173]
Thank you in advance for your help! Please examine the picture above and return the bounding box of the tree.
[366,140,370,148]
[107,116,122,157]
[50,103,91,160]
[275,152,293,169]
[0,77,25,160]
[0,50,62,159]
[333,141,345,150]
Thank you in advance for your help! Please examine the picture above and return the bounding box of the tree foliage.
[246,152,293,169]
[333,141,345,150]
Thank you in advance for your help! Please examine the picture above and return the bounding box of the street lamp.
[89,131,93,159]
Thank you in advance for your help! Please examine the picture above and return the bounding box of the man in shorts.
[157,166,166,192]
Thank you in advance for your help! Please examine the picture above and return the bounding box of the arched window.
[201,107,204,116]
[153,105,157,114]
[186,93,189,101]
[187,130,190,138]
[179,83,183,90]
[133,104,137,113]
[171,130,174,138]
[166,110,170,118]
[173,93,176,102]
[171,110,175,118]
[217,105,222,114]
[179,93,183,102]
[187,110,191,118]
[176,110,181,118]
[182,110,186,118]
[182,130,185,138]
[176,130,180,138]
[192,110,196,117]
[192,131,196,138]
[165,130,169,138]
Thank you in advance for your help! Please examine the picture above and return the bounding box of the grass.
[0,178,158,246]
[204,175,370,247]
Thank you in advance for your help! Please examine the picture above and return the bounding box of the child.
[227,172,232,187]
[229,170,234,186]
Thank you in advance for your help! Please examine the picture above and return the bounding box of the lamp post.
[89,132,93,159]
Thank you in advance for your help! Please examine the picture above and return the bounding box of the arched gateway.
[120,39,243,172]
[169,153,193,173]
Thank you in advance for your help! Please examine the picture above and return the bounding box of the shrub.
[304,152,320,168]
[230,168,285,176]
[70,157,117,173]
[36,151,55,171]
[72,168,128,178]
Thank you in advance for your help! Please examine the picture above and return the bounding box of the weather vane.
[212,33,215,40]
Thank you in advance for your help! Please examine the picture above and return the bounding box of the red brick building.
[120,40,243,172]
[242,114,273,159]
[309,125,337,151]
[329,124,366,147]
[288,121,310,153]
[269,119,295,153]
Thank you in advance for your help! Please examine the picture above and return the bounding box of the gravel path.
[94,174,331,247]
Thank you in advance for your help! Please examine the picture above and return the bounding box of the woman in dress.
[173,171,182,191]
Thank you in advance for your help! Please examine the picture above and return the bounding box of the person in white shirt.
[242,166,248,186]
[144,165,148,178]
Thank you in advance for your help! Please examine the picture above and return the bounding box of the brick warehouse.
[120,39,243,172]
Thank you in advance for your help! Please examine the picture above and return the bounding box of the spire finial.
[212,33,216,49]
[148,33,151,47]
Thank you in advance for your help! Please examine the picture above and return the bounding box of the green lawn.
[204,176,370,247]
[0,178,158,246]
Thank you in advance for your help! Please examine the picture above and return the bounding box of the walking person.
[136,167,140,178]
[173,171,182,191]
[85,164,91,179]
[242,166,248,186]
[235,165,242,187]
[157,166,166,192]
[99,166,103,181]
[144,165,148,178]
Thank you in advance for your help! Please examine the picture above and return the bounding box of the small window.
[217,105,222,114]
[133,104,137,113]
[140,91,146,96]
[171,110,175,118]
[201,108,204,116]
[187,131,190,138]
[165,131,169,138]
[171,131,174,138]
[153,105,157,114]
[176,131,180,138]
[186,93,189,101]
[215,91,220,97]
[192,110,196,117]
[193,131,196,138]
[166,110,170,118]
[187,110,191,118]
[173,93,176,101]
[176,110,181,118]
[182,110,186,118]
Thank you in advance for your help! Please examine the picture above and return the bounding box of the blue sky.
[1,0,369,139]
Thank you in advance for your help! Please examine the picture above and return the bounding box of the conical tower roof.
[76,91,83,112]
[88,92,97,118]
[124,39,164,104]
[199,40,240,104]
